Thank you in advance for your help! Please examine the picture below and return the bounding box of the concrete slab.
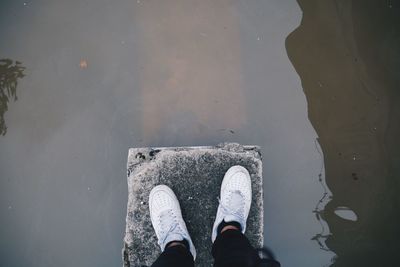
[123,143,263,267]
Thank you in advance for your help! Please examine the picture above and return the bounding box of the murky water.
[1,0,398,266]
[286,0,400,266]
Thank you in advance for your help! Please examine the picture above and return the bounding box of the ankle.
[217,220,242,235]
[221,224,240,233]
[167,242,186,249]
[166,239,190,250]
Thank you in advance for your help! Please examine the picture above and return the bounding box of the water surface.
[4,0,397,266]
[286,0,400,265]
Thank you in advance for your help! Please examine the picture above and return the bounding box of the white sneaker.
[212,165,252,242]
[149,185,196,259]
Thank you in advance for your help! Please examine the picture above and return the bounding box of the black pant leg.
[151,245,194,267]
[212,229,260,267]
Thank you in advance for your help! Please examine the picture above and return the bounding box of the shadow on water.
[0,59,25,136]
[286,0,400,266]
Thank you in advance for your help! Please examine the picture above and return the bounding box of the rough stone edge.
[122,143,263,266]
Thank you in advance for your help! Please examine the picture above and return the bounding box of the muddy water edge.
[286,0,400,266]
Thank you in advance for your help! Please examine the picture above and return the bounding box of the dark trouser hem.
[212,229,260,267]
[150,230,270,267]
[151,245,194,267]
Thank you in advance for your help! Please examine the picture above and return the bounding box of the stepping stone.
[123,143,263,267]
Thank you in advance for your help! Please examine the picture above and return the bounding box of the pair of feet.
[149,165,252,260]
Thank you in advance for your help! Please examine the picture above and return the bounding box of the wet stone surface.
[123,143,263,267]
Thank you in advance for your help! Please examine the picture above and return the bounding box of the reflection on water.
[286,0,400,265]
[0,59,25,135]
[133,0,246,144]
[311,139,332,253]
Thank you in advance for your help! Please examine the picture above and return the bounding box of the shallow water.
[0,0,398,266]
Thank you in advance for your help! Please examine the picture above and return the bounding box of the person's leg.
[212,225,260,267]
[211,166,260,267]
[151,241,194,267]
[149,185,196,267]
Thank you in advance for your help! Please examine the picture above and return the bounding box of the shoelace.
[157,210,180,248]
[218,190,246,222]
